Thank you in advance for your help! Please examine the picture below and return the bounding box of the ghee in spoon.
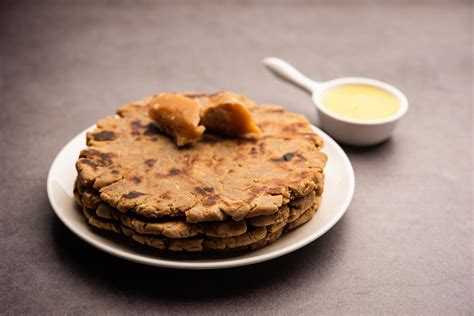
[321,84,399,120]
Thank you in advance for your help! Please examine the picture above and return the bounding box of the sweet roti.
[76,181,321,240]
[76,99,326,223]
[74,94,327,252]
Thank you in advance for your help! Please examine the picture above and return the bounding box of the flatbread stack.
[73,93,327,252]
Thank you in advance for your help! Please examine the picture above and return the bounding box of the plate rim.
[47,124,354,269]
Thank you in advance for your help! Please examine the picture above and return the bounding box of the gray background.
[1,0,472,314]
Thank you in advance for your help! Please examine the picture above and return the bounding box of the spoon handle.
[263,57,320,93]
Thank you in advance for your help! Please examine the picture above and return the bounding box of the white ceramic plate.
[47,125,354,269]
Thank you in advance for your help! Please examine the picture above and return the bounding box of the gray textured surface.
[0,1,472,314]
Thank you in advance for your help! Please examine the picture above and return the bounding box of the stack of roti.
[74,93,327,252]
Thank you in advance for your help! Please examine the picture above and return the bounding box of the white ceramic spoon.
[263,57,408,146]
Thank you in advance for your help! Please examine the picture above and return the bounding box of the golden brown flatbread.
[76,99,326,223]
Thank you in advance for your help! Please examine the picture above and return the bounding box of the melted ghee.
[321,84,399,120]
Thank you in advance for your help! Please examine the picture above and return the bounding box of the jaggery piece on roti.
[185,91,257,110]
[76,99,326,223]
[147,91,260,146]
[148,93,205,146]
[210,91,257,110]
[200,92,261,137]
